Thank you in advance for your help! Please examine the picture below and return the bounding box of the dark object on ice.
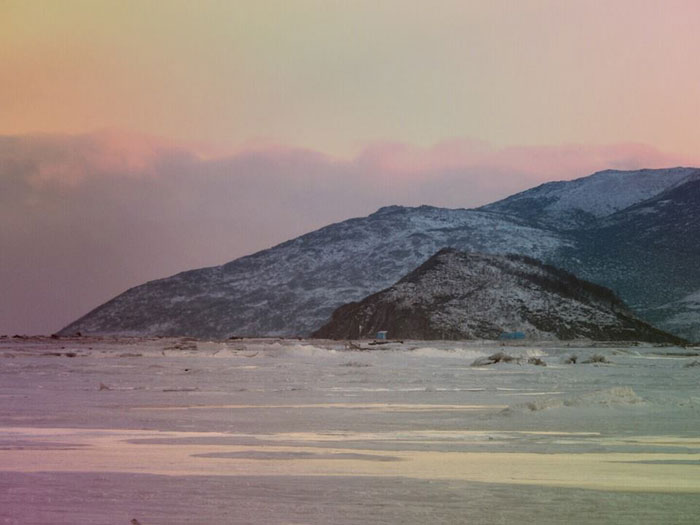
[528,357,547,366]
[583,354,611,364]
[164,341,198,351]
[98,382,110,391]
[64,352,77,357]
[131,519,142,525]
[472,352,518,366]
[684,360,700,368]
[564,355,578,364]
[314,249,686,343]
[500,331,526,340]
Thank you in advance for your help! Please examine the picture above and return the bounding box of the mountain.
[60,208,571,338]
[313,249,684,343]
[482,167,700,230]
[60,167,700,341]
[569,176,700,341]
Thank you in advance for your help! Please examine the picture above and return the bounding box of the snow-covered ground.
[1,336,699,524]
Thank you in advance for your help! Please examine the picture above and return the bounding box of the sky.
[2,0,700,334]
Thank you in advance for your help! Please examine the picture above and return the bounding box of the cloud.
[1,130,695,334]
[355,139,689,182]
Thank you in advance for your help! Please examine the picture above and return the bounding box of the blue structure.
[499,331,526,340]
[376,331,388,340]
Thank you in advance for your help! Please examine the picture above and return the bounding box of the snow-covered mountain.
[569,175,700,337]
[482,167,700,230]
[60,167,700,341]
[313,249,684,343]
[60,207,571,338]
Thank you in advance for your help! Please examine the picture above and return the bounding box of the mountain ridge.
[59,167,700,341]
[481,167,700,230]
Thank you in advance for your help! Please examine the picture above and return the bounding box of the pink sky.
[4,1,700,156]
[2,1,700,333]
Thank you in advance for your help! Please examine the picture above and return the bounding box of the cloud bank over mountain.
[1,130,694,334]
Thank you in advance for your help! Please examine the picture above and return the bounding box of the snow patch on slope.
[484,167,700,228]
[543,168,698,217]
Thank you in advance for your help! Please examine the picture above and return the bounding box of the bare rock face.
[313,249,685,343]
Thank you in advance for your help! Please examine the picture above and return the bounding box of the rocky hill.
[60,167,700,341]
[313,249,684,343]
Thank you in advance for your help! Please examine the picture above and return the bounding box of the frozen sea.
[1,335,699,524]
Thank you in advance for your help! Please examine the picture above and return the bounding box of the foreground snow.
[1,336,699,524]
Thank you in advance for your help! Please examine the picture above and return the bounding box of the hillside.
[60,167,700,340]
[60,208,569,338]
[313,249,684,343]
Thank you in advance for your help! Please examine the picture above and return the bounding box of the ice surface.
[1,335,699,524]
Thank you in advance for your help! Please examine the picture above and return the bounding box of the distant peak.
[481,166,700,230]
[371,205,407,215]
[588,166,698,178]
[434,247,459,256]
[372,204,442,214]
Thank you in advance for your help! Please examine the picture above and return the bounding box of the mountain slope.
[313,249,684,343]
[60,167,700,341]
[650,289,700,343]
[482,167,700,230]
[566,177,700,338]
[60,207,572,338]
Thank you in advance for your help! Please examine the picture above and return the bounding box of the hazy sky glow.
[4,0,700,156]
[2,1,700,333]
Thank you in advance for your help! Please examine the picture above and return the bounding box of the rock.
[314,249,684,343]
[472,352,518,366]
[583,354,611,364]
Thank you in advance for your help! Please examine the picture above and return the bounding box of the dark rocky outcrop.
[313,249,686,343]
